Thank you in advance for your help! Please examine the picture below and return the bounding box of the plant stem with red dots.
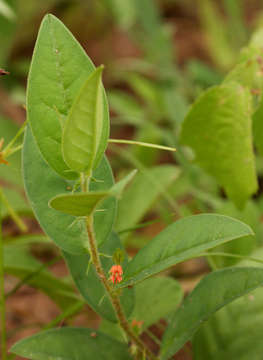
[86,215,158,360]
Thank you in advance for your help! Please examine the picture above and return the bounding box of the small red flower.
[109,264,123,284]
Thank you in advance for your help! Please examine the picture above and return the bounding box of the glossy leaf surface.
[11,327,131,360]
[27,14,109,179]
[119,214,253,287]
[161,267,263,359]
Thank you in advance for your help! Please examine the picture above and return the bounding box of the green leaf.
[4,246,77,310]
[181,82,257,208]
[110,169,137,199]
[115,165,180,234]
[119,214,253,288]
[211,200,259,267]
[132,277,183,330]
[27,14,109,179]
[62,66,106,174]
[0,0,15,20]
[199,0,235,70]
[49,192,109,217]
[161,267,263,359]
[193,286,263,360]
[23,126,116,254]
[193,247,263,360]
[253,96,263,156]
[109,90,144,125]
[10,327,131,360]
[63,232,134,322]
[2,187,31,219]
[0,1,16,64]
[103,0,136,30]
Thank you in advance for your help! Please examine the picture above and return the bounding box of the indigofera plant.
[7,14,263,360]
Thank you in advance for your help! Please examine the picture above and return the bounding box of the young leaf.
[63,232,134,323]
[49,192,109,216]
[119,214,253,288]
[199,0,236,70]
[115,165,180,234]
[181,82,257,209]
[161,267,263,359]
[48,170,136,216]
[23,126,116,254]
[10,327,131,360]
[110,169,137,199]
[27,14,109,179]
[62,66,105,174]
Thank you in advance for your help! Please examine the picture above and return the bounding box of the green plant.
[1,12,263,360]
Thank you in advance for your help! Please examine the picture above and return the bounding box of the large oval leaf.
[181,82,257,208]
[23,125,116,254]
[62,66,105,173]
[27,14,109,179]
[119,214,253,287]
[63,232,134,322]
[10,327,131,360]
[161,267,263,359]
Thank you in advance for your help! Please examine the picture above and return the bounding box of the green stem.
[5,144,23,158]
[1,190,27,233]
[86,216,158,360]
[108,138,176,152]
[3,120,27,154]
[0,189,7,360]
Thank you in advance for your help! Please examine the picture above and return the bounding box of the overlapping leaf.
[62,66,105,174]
[161,267,263,359]
[27,14,109,179]
[23,126,116,254]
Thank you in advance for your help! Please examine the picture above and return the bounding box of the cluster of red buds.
[109,264,123,284]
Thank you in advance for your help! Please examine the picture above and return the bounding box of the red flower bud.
[109,264,123,284]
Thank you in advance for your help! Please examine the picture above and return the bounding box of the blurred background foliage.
[2,0,263,358]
